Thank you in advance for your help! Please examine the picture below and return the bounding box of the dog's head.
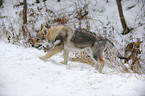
[34,24,49,47]
[34,25,64,48]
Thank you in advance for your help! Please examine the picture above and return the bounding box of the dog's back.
[70,28,97,49]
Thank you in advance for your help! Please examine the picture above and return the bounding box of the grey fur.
[35,26,127,73]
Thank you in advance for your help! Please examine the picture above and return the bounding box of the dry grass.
[70,51,95,65]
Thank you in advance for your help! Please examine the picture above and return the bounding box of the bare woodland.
[0,0,144,74]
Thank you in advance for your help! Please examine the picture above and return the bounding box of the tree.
[0,0,3,7]
[36,0,40,3]
[116,0,133,35]
[22,0,28,38]
[74,2,90,30]
[43,0,47,2]
[23,0,27,24]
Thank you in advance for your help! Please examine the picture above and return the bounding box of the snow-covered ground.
[0,0,145,96]
[0,40,145,96]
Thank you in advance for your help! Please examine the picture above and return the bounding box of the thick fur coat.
[34,25,127,73]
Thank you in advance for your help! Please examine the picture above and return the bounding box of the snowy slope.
[0,0,145,96]
[0,40,145,96]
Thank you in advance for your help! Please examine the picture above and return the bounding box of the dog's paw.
[39,56,47,60]
[39,57,43,60]
[60,61,67,65]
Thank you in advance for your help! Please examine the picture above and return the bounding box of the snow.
[0,0,145,95]
[0,40,145,96]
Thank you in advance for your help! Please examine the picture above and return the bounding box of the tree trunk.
[43,0,47,2]
[0,0,3,7]
[36,0,40,3]
[116,0,132,35]
[23,0,27,24]
[22,0,27,38]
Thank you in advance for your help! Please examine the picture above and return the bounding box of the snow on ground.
[0,40,145,96]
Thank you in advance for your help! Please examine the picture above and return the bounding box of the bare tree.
[22,0,28,38]
[36,0,40,3]
[23,0,27,24]
[74,1,90,30]
[43,0,47,2]
[0,0,3,7]
[116,0,133,35]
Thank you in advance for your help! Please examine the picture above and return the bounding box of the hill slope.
[0,40,145,96]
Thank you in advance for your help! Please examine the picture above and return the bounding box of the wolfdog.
[34,25,127,73]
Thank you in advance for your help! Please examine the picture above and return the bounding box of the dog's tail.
[106,39,127,60]
[117,51,127,59]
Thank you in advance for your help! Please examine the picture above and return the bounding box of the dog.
[124,40,143,71]
[34,25,127,73]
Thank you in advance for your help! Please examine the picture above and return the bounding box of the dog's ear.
[41,24,43,30]
[43,29,47,35]
[140,41,143,43]
[42,26,48,35]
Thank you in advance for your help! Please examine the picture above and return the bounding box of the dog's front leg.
[96,58,105,73]
[61,49,69,64]
[40,45,64,60]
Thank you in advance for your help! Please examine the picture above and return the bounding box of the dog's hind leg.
[40,45,64,60]
[61,48,69,64]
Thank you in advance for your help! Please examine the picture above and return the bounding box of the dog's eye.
[134,44,137,47]
[37,38,40,42]
[44,30,47,34]
[42,37,45,40]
